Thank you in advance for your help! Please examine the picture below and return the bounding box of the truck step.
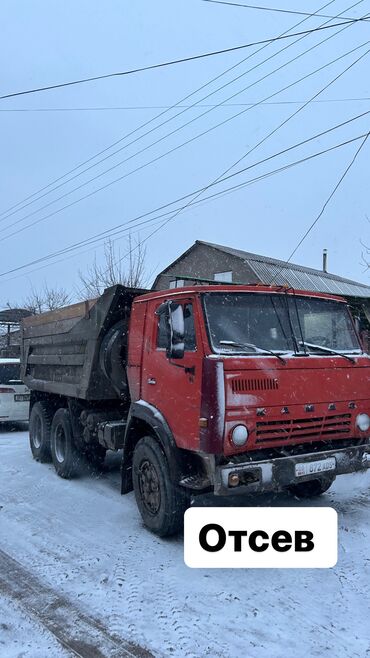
[179,474,211,491]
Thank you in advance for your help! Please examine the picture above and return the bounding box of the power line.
[9,113,369,275]
[2,26,367,243]
[105,8,370,279]
[201,0,360,19]
[191,133,369,206]
[96,130,370,282]
[201,39,370,191]
[39,113,370,261]
[68,134,370,252]
[1,0,364,295]
[273,132,369,276]
[0,0,349,220]
[0,19,365,102]
[0,132,366,281]
[28,126,370,264]
[286,133,370,263]
[1,6,367,289]
[106,130,369,284]
[2,97,370,111]
[0,0,347,223]
[109,40,370,276]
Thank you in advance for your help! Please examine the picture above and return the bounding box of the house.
[152,240,370,347]
[153,240,370,298]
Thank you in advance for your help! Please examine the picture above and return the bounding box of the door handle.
[147,377,157,385]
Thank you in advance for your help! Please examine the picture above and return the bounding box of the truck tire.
[288,475,336,498]
[132,436,189,537]
[29,401,53,463]
[50,409,81,479]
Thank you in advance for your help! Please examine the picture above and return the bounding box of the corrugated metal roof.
[199,241,370,298]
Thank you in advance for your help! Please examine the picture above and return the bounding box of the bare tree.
[361,240,370,271]
[360,215,370,271]
[1,285,71,349]
[21,284,71,315]
[78,236,147,298]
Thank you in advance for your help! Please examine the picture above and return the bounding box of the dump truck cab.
[125,285,370,501]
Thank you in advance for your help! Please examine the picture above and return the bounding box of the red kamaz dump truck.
[21,283,370,536]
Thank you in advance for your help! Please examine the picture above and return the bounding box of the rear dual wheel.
[50,408,106,477]
[50,408,81,479]
[29,401,53,463]
[31,403,106,478]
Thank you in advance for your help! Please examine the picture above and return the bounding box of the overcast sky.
[1,0,369,305]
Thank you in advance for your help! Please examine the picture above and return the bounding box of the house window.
[169,279,185,288]
[214,271,232,283]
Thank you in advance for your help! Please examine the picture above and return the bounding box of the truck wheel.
[51,409,80,479]
[132,436,189,537]
[288,475,336,498]
[29,401,53,463]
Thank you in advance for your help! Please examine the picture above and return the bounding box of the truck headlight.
[231,424,249,446]
[356,413,370,432]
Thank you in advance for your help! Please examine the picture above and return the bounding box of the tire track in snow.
[3,435,369,658]
[107,534,188,656]
[108,535,223,658]
[108,533,146,648]
[0,548,153,658]
[153,563,216,658]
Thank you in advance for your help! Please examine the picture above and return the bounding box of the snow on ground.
[0,593,69,658]
[0,428,369,658]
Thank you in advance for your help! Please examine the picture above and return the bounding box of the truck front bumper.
[214,442,370,495]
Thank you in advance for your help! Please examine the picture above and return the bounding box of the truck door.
[142,298,203,452]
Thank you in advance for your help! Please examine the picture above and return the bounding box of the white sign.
[184,507,337,569]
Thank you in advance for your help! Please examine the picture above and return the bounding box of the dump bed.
[21,285,147,400]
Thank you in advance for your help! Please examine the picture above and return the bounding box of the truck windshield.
[203,292,361,355]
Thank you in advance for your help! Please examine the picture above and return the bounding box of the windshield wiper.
[219,340,286,364]
[298,341,356,363]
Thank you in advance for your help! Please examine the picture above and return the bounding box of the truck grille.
[255,413,351,444]
[231,377,278,393]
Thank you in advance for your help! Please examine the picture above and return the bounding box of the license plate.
[14,394,30,402]
[295,457,336,478]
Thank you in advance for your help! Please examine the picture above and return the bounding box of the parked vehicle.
[0,358,30,424]
[21,284,370,535]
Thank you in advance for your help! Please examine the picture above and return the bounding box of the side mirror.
[156,301,185,359]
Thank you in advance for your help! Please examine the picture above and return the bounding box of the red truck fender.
[121,400,183,494]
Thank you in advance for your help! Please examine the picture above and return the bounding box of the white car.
[0,358,30,423]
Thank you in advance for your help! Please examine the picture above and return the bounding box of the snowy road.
[0,428,369,658]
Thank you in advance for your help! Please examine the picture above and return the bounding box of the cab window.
[156,303,196,351]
